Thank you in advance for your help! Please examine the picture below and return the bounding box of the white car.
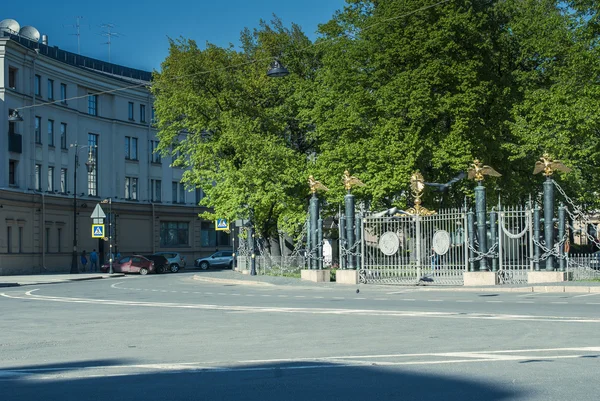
[152,252,186,273]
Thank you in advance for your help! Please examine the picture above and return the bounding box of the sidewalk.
[191,269,600,294]
[0,273,125,287]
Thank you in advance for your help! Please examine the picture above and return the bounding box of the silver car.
[152,252,186,273]
[195,251,234,270]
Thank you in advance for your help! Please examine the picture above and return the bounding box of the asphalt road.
[1,271,599,401]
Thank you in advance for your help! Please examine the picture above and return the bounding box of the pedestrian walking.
[90,249,98,272]
[80,250,88,272]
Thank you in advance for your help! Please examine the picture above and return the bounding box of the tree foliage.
[152,1,600,249]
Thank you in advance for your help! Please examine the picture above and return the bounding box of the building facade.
[0,30,229,275]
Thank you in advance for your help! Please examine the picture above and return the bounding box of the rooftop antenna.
[100,23,121,63]
[63,16,89,54]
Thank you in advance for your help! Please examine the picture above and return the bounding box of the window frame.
[88,94,98,116]
[140,104,146,123]
[35,164,42,191]
[8,67,17,89]
[34,74,41,96]
[47,79,54,100]
[60,168,67,193]
[128,102,134,120]
[60,83,67,104]
[60,123,67,149]
[159,221,190,247]
[47,166,54,192]
[35,116,42,144]
[9,160,17,186]
[47,119,54,147]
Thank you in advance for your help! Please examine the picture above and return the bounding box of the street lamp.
[8,109,23,122]
[101,197,113,274]
[266,59,289,78]
[70,144,96,274]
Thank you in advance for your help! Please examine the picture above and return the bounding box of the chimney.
[41,34,48,45]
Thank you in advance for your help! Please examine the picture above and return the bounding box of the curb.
[0,273,126,287]
[192,275,273,287]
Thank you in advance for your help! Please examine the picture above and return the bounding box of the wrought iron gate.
[360,209,466,285]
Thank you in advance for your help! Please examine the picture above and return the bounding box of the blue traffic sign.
[92,224,105,238]
[215,218,229,231]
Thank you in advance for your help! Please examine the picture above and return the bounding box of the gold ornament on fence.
[533,153,571,177]
[467,159,501,182]
[343,170,365,192]
[405,171,435,216]
[308,175,329,194]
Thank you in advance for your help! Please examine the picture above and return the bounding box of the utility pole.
[63,16,86,55]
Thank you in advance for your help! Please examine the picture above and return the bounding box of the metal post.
[248,224,256,276]
[467,210,475,272]
[317,217,323,270]
[355,214,362,270]
[70,150,79,274]
[345,194,355,269]
[533,205,541,271]
[489,209,497,272]
[339,212,346,270]
[109,198,113,274]
[558,203,566,272]
[415,215,422,279]
[475,184,488,271]
[232,232,236,270]
[310,193,319,270]
[306,214,312,270]
[543,178,555,271]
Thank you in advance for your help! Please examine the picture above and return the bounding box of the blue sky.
[3,0,346,72]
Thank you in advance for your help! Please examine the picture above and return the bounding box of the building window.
[179,183,185,204]
[9,111,16,135]
[7,227,12,254]
[160,222,189,247]
[35,164,42,191]
[125,136,138,160]
[140,104,146,123]
[60,168,67,193]
[201,222,216,247]
[47,166,54,192]
[57,228,62,252]
[172,182,178,203]
[88,94,98,116]
[151,179,162,202]
[128,102,134,120]
[60,123,67,149]
[195,188,205,204]
[60,83,67,104]
[151,107,156,124]
[9,160,17,186]
[47,79,54,100]
[48,119,54,147]
[87,133,98,196]
[18,227,23,253]
[150,140,161,163]
[35,74,41,96]
[8,67,17,89]
[125,177,138,200]
[35,116,41,144]
[46,227,51,252]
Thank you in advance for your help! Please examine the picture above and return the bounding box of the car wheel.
[156,265,165,274]
[170,263,180,273]
[200,261,209,270]
[139,267,149,275]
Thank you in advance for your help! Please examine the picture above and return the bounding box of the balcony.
[9,134,22,153]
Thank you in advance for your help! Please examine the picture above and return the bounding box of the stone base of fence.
[336,269,359,284]
[301,269,331,283]
[527,271,569,284]
[464,271,497,286]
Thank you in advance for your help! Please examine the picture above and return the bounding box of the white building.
[0,25,229,275]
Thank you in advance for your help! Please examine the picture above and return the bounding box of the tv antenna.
[100,23,122,63]
[63,16,89,54]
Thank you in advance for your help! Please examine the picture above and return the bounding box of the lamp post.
[70,144,96,274]
[101,197,113,274]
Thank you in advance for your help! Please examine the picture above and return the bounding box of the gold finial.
[405,171,435,216]
[533,153,571,177]
[343,170,365,191]
[308,175,329,194]
[467,159,501,182]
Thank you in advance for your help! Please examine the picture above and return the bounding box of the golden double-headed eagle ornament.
[533,153,571,177]
[308,175,329,194]
[343,170,365,192]
[467,159,502,182]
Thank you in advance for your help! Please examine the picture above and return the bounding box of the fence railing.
[567,253,600,281]
[236,256,305,277]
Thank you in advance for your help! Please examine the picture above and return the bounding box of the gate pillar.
[475,184,488,271]
[543,177,555,271]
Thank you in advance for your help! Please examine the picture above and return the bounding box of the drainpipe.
[41,191,46,271]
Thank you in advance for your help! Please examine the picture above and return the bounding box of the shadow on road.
[2,359,525,401]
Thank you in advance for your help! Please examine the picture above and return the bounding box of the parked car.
[195,251,234,270]
[143,254,169,274]
[101,255,156,275]
[152,252,186,273]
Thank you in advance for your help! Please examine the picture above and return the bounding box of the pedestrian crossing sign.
[92,224,105,238]
[215,218,229,231]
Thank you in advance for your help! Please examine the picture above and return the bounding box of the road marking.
[314,296,324,299]
[586,303,600,305]
[517,301,534,304]
[551,302,568,304]
[246,294,255,297]
[428,300,443,302]
[573,293,600,298]
[456,300,473,303]
[261,295,271,297]
[295,296,306,298]
[332,297,345,300]
[374,298,388,301]
[3,290,599,323]
[278,295,287,298]
[230,294,241,296]
[2,347,599,380]
[486,301,503,303]
[401,299,415,302]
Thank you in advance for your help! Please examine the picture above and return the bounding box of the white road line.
[428,300,443,302]
[586,303,600,305]
[3,347,599,380]
[314,296,324,299]
[4,290,599,323]
[486,301,503,303]
[456,300,473,303]
[374,298,388,301]
[551,302,568,304]
[517,301,534,304]
[401,299,415,302]
[573,293,600,298]
[278,295,287,298]
[295,296,306,298]
[355,297,366,300]
[332,297,345,300]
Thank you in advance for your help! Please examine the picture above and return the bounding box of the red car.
[101,255,156,275]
